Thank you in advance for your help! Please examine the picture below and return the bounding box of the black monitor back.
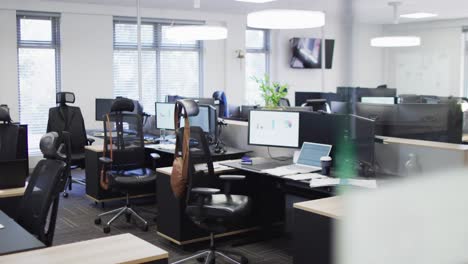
[392,104,462,143]
[337,87,397,103]
[295,92,342,106]
[95,98,142,121]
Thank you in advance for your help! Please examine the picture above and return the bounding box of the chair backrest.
[47,92,88,155]
[176,126,216,204]
[212,91,229,118]
[0,106,19,160]
[103,97,146,171]
[16,132,67,246]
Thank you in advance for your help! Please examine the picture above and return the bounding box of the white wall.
[0,9,19,121]
[61,13,114,130]
[382,19,467,97]
[270,21,348,106]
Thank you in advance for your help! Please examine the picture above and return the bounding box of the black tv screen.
[290,38,335,69]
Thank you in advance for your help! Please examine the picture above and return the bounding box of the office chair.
[213,91,229,118]
[16,132,68,247]
[94,97,159,234]
[279,98,291,107]
[47,92,95,197]
[173,100,251,264]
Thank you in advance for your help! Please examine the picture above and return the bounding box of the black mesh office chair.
[94,98,159,233]
[16,132,68,247]
[173,100,251,264]
[47,92,95,197]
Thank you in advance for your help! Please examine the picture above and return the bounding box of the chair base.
[172,233,248,264]
[94,193,149,233]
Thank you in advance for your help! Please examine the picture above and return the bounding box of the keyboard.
[263,164,321,177]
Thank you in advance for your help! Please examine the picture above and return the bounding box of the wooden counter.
[0,186,26,199]
[0,233,168,264]
[294,196,342,220]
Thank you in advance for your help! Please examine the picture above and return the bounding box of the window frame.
[16,11,61,154]
[112,18,204,103]
[245,28,271,105]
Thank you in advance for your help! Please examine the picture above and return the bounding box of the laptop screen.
[297,142,332,167]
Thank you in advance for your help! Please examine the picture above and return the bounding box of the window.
[17,12,61,154]
[113,19,202,115]
[245,28,270,105]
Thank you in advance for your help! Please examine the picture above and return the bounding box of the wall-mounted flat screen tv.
[290,38,335,69]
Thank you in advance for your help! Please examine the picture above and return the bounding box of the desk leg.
[293,209,334,264]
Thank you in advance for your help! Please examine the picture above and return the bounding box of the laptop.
[262,142,332,176]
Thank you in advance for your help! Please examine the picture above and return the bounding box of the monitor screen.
[181,106,211,133]
[95,99,114,121]
[361,97,396,105]
[248,110,300,148]
[290,38,334,69]
[180,105,217,138]
[155,102,175,130]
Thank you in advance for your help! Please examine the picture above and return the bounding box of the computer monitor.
[349,115,375,168]
[331,101,349,114]
[361,97,396,105]
[337,87,397,103]
[295,92,342,107]
[393,104,462,143]
[95,98,142,121]
[181,105,218,139]
[299,112,348,146]
[248,110,300,148]
[155,102,175,130]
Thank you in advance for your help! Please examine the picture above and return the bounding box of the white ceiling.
[42,0,468,24]
[355,0,468,24]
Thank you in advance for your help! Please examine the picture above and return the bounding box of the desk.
[85,144,249,203]
[0,233,168,264]
[0,210,45,256]
[0,186,26,218]
[293,197,341,264]
[156,163,261,245]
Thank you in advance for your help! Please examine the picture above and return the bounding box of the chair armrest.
[99,157,112,164]
[191,187,220,196]
[219,175,246,195]
[87,138,95,145]
[150,153,161,160]
[219,175,246,181]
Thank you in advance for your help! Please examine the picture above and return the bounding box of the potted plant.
[252,74,289,109]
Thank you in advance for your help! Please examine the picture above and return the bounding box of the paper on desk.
[145,144,176,150]
[194,163,226,171]
[348,179,378,189]
[283,173,325,181]
[309,177,340,187]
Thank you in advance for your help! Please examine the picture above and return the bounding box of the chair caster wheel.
[103,226,111,234]
[94,218,101,225]
[240,256,248,264]
[63,192,69,198]
[142,224,148,232]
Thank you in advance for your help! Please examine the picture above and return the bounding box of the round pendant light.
[371,2,422,48]
[166,25,228,41]
[371,36,421,47]
[247,9,325,29]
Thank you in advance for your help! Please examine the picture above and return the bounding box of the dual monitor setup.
[155,102,218,141]
[95,97,219,143]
